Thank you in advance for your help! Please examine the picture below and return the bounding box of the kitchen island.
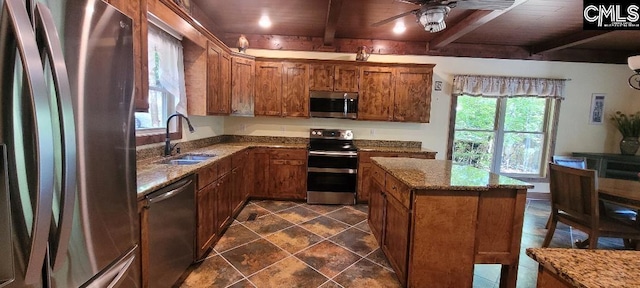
[368,158,532,288]
[526,248,640,288]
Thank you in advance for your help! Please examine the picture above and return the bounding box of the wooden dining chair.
[543,163,640,249]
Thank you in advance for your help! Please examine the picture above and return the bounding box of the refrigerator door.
[45,0,139,287]
[0,0,56,286]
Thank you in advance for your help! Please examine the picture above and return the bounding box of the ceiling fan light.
[628,55,640,73]
[259,15,271,28]
[417,6,450,33]
[393,22,406,34]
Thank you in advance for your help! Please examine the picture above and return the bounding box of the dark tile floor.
[180,199,626,288]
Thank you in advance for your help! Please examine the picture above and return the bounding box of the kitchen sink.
[158,153,217,165]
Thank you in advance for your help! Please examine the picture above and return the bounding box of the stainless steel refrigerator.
[0,0,139,287]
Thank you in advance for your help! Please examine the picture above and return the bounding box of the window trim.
[447,95,561,179]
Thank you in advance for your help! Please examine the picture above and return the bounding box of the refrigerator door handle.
[85,246,137,288]
[33,2,77,272]
[0,144,15,286]
[1,0,55,284]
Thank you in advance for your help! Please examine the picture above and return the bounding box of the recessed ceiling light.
[259,15,271,28]
[393,22,406,34]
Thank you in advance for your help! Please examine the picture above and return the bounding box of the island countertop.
[371,157,533,190]
[526,248,640,288]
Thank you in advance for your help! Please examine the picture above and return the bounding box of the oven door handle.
[308,151,358,157]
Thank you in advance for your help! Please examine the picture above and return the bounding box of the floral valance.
[452,75,566,99]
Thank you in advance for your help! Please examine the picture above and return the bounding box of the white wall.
[136,115,225,150]
[221,49,640,160]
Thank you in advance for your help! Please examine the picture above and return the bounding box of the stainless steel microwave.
[309,91,358,119]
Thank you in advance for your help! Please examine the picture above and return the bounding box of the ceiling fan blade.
[455,0,515,10]
[395,0,424,5]
[371,9,419,27]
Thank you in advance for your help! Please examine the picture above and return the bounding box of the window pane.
[455,96,497,130]
[503,97,546,132]
[500,132,543,174]
[452,131,494,170]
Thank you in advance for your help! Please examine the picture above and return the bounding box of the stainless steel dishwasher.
[144,175,196,287]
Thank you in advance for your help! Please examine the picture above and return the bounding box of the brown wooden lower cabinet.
[368,162,527,288]
[251,148,307,200]
[536,266,572,288]
[357,151,435,203]
[196,181,216,259]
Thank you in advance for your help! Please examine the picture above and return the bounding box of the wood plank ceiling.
[189,0,640,64]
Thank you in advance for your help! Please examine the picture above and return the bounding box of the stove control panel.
[309,128,354,140]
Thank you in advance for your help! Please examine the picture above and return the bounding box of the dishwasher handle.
[146,178,193,206]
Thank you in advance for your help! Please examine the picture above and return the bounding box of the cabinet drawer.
[218,156,232,176]
[269,149,307,160]
[197,164,218,190]
[232,150,249,168]
[385,175,411,209]
[371,164,386,186]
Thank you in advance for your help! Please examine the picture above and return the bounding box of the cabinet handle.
[392,185,397,190]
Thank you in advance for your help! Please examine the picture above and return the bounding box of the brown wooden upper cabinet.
[309,63,358,92]
[206,42,231,115]
[255,61,282,116]
[358,66,433,123]
[282,63,309,117]
[394,67,432,123]
[231,56,255,116]
[358,66,395,121]
[254,61,309,118]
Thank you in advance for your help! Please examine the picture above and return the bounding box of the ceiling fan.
[372,0,515,33]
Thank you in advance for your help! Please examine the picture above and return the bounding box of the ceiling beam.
[530,31,614,54]
[428,0,528,51]
[323,0,344,46]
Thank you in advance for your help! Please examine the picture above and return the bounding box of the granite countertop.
[356,146,437,153]
[371,158,532,190]
[136,142,306,199]
[526,248,640,288]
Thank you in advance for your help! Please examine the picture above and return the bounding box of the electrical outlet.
[370,129,375,136]
[241,124,246,132]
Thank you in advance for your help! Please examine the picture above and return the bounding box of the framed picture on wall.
[589,93,606,125]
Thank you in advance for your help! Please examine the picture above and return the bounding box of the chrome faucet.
[164,112,195,156]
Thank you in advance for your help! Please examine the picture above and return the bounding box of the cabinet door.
[206,42,226,114]
[252,149,271,198]
[309,63,334,91]
[269,159,307,199]
[216,173,232,232]
[383,193,410,285]
[231,167,243,216]
[220,51,231,114]
[282,63,309,118]
[359,67,395,121]
[368,180,385,245]
[231,57,255,116]
[334,64,359,92]
[255,61,282,116]
[394,67,432,123]
[196,183,216,259]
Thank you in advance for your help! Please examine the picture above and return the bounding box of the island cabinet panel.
[334,65,359,92]
[206,42,230,115]
[368,180,385,246]
[536,267,572,288]
[358,67,395,121]
[282,63,309,118]
[309,63,334,91]
[409,191,479,288]
[254,61,283,116]
[357,152,435,203]
[394,67,432,123]
[231,56,255,116]
[383,193,410,287]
